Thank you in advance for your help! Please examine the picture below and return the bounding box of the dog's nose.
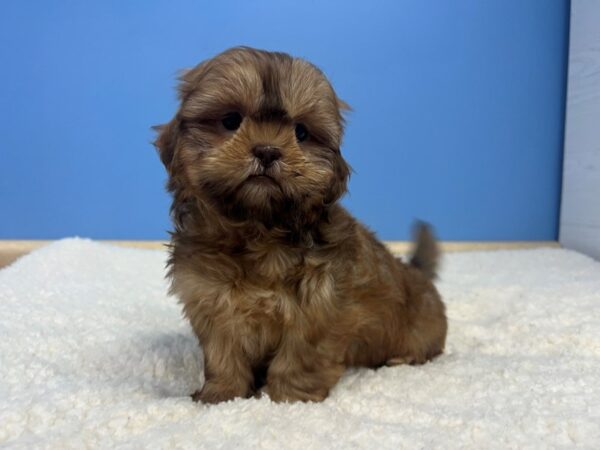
[252,145,282,167]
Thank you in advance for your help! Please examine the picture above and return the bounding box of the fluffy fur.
[155,47,447,403]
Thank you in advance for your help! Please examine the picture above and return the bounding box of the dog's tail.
[409,221,439,280]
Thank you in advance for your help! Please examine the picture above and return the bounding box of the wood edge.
[386,240,561,254]
[0,240,561,269]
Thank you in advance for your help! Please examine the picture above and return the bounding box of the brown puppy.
[155,47,447,403]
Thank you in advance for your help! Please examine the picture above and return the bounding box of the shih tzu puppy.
[155,47,447,403]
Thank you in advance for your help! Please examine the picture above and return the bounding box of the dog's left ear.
[336,98,351,135]
[337,98,352,112]
[326,154,351,205]
[324,97,351,203]
[152,119,179,173]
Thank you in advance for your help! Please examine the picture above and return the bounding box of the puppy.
[155,47,447,403]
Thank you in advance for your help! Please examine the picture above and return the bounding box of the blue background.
[0,1,569,240]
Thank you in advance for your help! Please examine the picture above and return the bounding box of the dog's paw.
[263,383,328,403]
[191,381,246,404]
[191,389,203,402]
[386,355,417,366]
[386,349,443,366]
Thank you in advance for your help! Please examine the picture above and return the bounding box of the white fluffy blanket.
[1,239,599,448]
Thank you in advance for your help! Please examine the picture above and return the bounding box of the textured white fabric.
[1,239,599,448]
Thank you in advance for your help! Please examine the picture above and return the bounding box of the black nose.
[252,145,282,167]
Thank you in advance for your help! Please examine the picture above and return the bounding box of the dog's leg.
[264,335,344,403]
[385,289,447,367]
[192,333,254,404]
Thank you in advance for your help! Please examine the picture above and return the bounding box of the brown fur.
[154,47,447,403]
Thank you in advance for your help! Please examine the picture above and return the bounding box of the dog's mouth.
[246,172,280,186]
[248,174,275,181]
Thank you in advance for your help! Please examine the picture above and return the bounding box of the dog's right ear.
[152,119,179,173]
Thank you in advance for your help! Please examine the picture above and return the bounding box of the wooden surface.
[560,0,600,260]
[0,240,560,269]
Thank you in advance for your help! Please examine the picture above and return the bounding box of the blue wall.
[0,1,569,240]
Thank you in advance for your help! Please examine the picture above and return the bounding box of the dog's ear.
[152,119,179,173]
[329,97,352,202]
[153,62,211,172]
[336,97,351,132]
[337,97,352,112]
[325,154,352,204]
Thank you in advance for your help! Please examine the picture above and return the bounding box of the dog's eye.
[222,112,243,131]
[295,123,309,142]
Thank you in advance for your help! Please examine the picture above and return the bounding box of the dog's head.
[155,47,350,228]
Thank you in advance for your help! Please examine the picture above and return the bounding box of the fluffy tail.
[409,221,439,280]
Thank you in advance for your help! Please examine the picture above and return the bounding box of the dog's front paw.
[191,389,203,402]
[263,381,329,403]
[191,380,247,404]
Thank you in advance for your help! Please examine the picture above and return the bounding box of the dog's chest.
[243,245,301,281]
[239,247,336,319]
[177,245,335,326]
[219,246,334,318]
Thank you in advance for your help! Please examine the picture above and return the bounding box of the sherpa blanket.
[1,239,599,449]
